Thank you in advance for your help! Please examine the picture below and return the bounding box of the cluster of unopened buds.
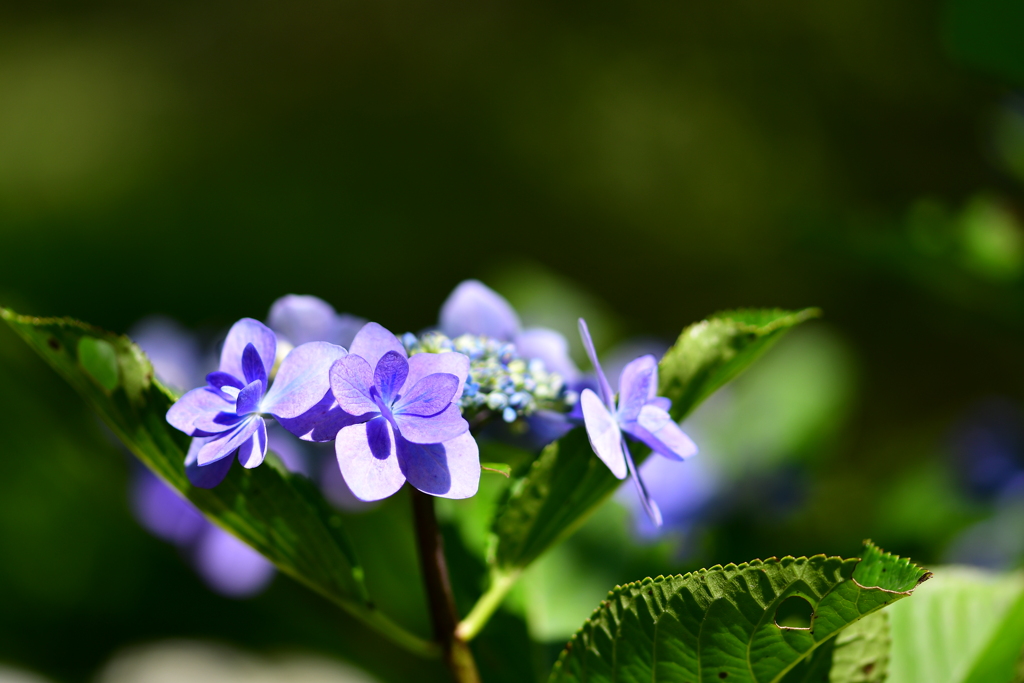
[159,280,697,523]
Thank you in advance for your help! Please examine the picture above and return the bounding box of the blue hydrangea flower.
[329,322,479,501]
[166,318,346,488]
[577,318,698,526]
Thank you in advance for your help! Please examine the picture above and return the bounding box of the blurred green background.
[3,0,1024,681]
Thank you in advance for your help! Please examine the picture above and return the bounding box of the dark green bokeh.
[2,0,1024,681]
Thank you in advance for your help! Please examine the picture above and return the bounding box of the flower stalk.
[410,488,481,683]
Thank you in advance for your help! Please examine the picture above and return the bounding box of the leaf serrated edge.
[550,544,929,682]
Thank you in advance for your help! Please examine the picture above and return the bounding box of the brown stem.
[410,488,482,683]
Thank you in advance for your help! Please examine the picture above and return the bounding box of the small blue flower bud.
[502,406,517,423]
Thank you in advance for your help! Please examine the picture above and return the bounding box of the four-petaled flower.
[166,318,346,488]
[329,322,479,501]
[577,318,697,526]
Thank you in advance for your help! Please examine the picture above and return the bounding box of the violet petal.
[397,432,480,499]
[616,355,657,422]
[235,380,264,416]
[194,525,275,597]
[405,352,469,401]
[580,388,627,479]
[335,419,406,501]
[394,372,459,417]
[374,351,409,405]
[268,294,337,346]
[349,322,406,369]
[623,439,663,526]
[206,371,244,392]
[649,396,672,412]
[394,404,468,444]
[262,341,347,419]
[220,318,276,381]
[439,280,521,340]
[197,417,261,466]
[329,355,379,416]
[577,318,615,410]
[185,436,235,488]
[513,328,580,382]
[241,343,268,387]
[237,417,268,469]
[277,392,367,442]
[167,387,234,435]
[631,404,698,461]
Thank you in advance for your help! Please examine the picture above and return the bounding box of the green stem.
[455,570,521,642]
[410,488,482,683]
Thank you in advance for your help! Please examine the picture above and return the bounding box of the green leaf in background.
[459,309,819,640]
[780,611,890,683]
[886,566,1024,683]
[0,308,436,657]
[548,542,928,683]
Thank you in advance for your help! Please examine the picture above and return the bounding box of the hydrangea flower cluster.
[402,331,575,425]
[157,280,696,528]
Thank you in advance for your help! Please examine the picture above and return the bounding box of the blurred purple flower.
[131,467,275,597]
[131,316,207,394]
[329,322,479,501]
[617,452,718,539]
[440,280,580,383]
[167,318,346,488]
[269,294,366,349]
[577,318,697,526]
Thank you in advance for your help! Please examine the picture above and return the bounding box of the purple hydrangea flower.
[166,318,346,488]
[329,322,479,501]
[268,294,366,350]
[131,467,275,597]
[577,318,697,525]
[440,280,580,383]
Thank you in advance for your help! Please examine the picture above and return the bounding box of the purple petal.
[439,280,521,340]
[524,410,575,448]
[405,352,469,401]
[335,419,406,501]
[374,351,409,405]
[266,424,313,475]
[194,524,275,597]
[578,318,615,410]
[623,439,662,526]
[397,432,480,499]
[237,417,268,468]
[197,417,261,466]
[185,436,235,488]
[220,318,276,381]
[329,355,379,416]
[319,454,376,511]
[131,316,205,394]
[349,322,406,369]
[268,294,336,346]
[626,404,698,461]
[130,467,205,545]
[206,371,244,392]
[513,328,580,382]
[262,341,347,419]
[617,355,657,422]
[580,388,626,479]
[393,404,468,444]
[649,396,672,412]
[277,392,367,442]
[241,343,268,387]
[394,373,459,417]
[167,387,234,435]
[235,380,264,416]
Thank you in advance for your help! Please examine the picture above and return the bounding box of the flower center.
[369,386,399,433]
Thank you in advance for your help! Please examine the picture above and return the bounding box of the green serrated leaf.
[781,611,890,683]
[489,308,819,575]
[549,542,927,683]
[887,566,1024,683]
[1,308,435,656]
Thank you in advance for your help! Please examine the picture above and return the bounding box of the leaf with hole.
[548,542,928,683]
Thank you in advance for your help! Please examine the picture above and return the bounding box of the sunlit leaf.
[549,542,928,683]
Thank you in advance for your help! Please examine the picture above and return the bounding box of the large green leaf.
[886,566,1024,683]
[548,542,927,683]
[489,308,818,575]
[0,308,434,655]
[780,611,890,683]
